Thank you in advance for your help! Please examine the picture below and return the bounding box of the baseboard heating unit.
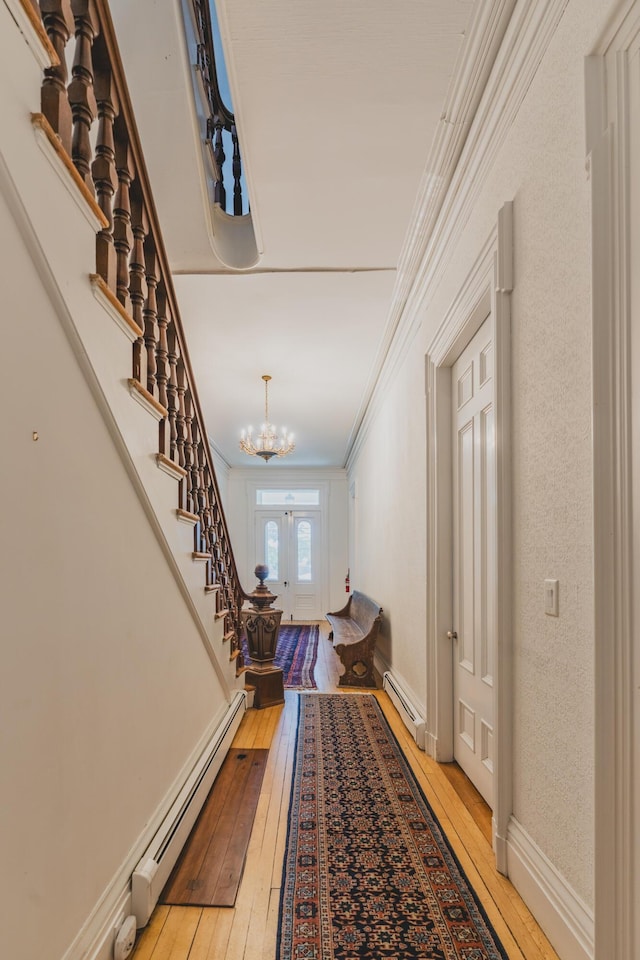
[383,671,426,750]
[131,689,246,927]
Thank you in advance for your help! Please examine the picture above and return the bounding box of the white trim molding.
[424,202,513,875]
[587,5,640,957]
[507,817,594,960]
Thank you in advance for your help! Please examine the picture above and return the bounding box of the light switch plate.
[544,579,559,617]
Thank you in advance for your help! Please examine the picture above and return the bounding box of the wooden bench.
[326,591,383,688]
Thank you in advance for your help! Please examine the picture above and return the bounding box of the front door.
[256,511,321,620]
[451,318,496,806]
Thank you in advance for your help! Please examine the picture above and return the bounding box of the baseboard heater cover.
[383,671,426,750]
[131,690,246,927]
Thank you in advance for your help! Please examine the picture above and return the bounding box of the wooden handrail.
[35,0,247,656]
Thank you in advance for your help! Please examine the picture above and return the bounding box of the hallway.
[132,624,560,960]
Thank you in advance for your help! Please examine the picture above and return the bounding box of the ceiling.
[111,0,484,469]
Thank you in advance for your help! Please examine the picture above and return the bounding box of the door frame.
[587,8,639,955]
[425,202,513,872]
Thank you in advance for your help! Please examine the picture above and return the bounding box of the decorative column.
[242,564,284,709]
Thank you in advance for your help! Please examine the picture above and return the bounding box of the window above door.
[256,489,320,506]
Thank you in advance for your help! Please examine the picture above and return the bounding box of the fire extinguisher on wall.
[345,570,350,593]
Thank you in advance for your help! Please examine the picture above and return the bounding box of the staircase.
[4,0,248,695]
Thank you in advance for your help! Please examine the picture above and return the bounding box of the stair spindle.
[143,240,159,398]
[129,191,148,384]
[183,389,195,515]
[213,115,226,209]
[231,124,242,216]
[113,132,134,313]
[156,286,170,452]
[165,319,179,462]
[68,0,99,189]
[91,43,119,291]
[39,0,75,154]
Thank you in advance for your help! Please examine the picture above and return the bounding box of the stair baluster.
[40,0,74,155]
[165,319,179,464]
[113,133,134,313]
[68,0,99,190]
[156,286,170,452]
[91,41,119,290]
[143,240,159,399]
[129,191,148,385]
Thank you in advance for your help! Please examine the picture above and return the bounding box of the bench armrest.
[327,596,353,619]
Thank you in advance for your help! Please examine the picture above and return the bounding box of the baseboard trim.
[382,670,426,750]
[507,816,594,960]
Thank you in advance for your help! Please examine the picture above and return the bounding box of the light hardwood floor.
[132,623,560,960]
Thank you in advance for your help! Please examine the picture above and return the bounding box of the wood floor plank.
[147,907,201,960]
[187,909,234,960]
[131,905,171,960]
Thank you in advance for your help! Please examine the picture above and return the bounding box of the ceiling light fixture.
[240,375,295,462]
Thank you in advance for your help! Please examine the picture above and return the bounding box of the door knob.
[447,630,458,640]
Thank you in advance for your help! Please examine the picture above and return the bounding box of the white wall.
[348,0,613,933]
[347,363,428,715]
[226,467,348,611]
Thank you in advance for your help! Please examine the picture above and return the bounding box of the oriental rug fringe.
[277,694,508,960]
[243,624,319,689]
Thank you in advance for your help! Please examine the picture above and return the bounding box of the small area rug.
[277,694,508,960]
[243,623,319,689]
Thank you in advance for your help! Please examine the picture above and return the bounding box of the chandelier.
[239,375,295,462]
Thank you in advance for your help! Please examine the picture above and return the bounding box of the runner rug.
[277,694,508,960]
[243,623,319,689]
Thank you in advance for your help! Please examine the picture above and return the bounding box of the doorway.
[425,202,513,871]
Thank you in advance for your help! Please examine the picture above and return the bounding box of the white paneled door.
[452,318,496,806]
[256,511,321,620]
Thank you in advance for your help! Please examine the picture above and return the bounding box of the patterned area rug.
[278,694,508,960]
[243,624,319,689]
